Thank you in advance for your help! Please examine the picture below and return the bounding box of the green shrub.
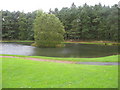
[33,10,65,47]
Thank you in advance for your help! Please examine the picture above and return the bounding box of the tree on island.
[33,10,65,47]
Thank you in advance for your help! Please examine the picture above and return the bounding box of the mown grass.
[0,57,2,89]
[1,57,118,88]
[1,54,119,62]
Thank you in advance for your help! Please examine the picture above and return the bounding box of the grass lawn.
[1,54,119,62]
[1,57,118,88]
[0,57,2,89]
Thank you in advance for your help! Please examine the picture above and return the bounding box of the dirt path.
[0,56,120,65]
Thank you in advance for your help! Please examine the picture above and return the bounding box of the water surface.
[0,42,118,58]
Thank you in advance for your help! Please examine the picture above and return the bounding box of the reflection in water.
[2,43,35,56]
[1,42,118,58]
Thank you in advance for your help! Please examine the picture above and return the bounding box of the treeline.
[1,3,119,41]
[2,11,37,40]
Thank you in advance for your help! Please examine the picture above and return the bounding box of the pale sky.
[0,0,119,12]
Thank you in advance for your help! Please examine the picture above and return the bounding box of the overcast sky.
[0,0,119,12]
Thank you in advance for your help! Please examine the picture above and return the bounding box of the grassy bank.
[1,54,119,62]
[64,40,120,45]
[0,40,34,43]
[1,40,119,45]
[1,57,118,88]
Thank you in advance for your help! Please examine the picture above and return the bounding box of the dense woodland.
[1,3,119,41]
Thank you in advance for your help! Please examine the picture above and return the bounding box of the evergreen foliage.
[52,3,119,41]
[1,3,119,42]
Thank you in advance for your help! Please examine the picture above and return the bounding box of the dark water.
[0,42,118,58]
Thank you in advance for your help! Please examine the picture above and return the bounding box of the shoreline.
[0,40,119,45]
[1,55,119,65]
[1,54,119,62]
